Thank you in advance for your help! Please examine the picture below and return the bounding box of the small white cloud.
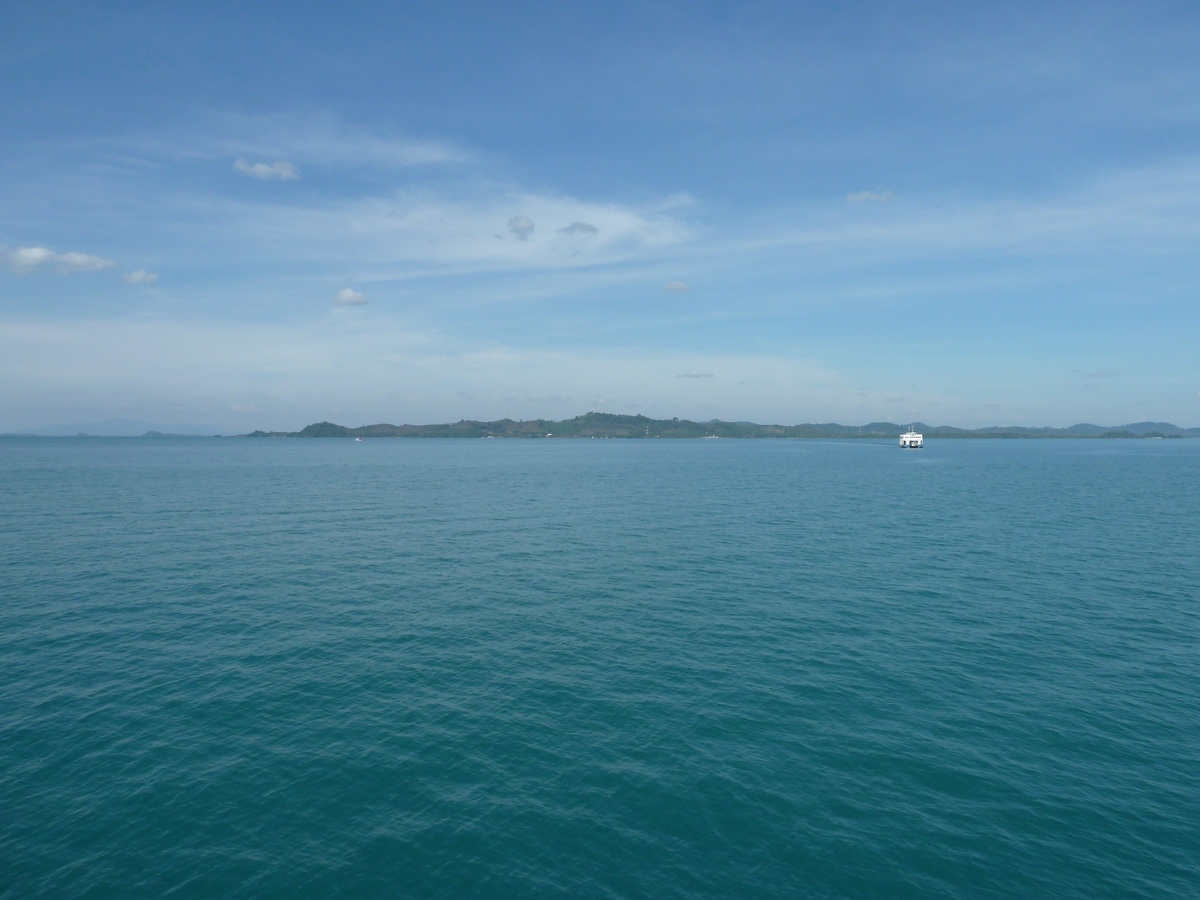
[333,287,368,305]
[6,246,117,274]
[677,372,713,378]
[9,247,55,270]
[507,216,535,241]
[847,190,895,203]
[558,221,599,235]
[122,269,159,285]
[234,158,300,180]
[663,281,690,292]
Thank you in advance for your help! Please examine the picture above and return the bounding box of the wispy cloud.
[507,216,535,241]
[6,246,116,274]
[847,190,895,203]
[663,281,690,292]
[234,158,300,180]
[173,189,691,275]
[2,114,692,284]
[122,269,158,285]
[728,158,1200,284]
[677,372,713,378]
[559,221,599,235]
[211,112,472,170]
[333,287,367,305]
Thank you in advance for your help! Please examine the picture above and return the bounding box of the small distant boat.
[899,427,923,449]
[354,437,364,442]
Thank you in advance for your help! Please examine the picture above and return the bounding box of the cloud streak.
[234,158,300,180]
[847,190,895,202]
[6,246,116,274]
[158,189,692,276]
[723,158,1200,284]
[213,112,472,170]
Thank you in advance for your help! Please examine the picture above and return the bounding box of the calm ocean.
[1,437,1197,899]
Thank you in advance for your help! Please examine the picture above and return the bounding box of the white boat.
[899,427,923,449]
[354,437,364,442]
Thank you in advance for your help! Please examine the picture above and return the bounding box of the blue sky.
[2,0,1199,432]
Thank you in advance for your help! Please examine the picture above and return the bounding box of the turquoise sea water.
[1,437,1197,899]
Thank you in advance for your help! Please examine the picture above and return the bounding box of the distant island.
[243,413,1200,439]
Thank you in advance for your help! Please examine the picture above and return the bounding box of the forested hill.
[244,413,1200,439]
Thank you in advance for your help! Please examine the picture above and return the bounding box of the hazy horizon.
[8,411,1199,438]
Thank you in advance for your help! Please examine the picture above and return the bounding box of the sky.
[2,0,1199,433]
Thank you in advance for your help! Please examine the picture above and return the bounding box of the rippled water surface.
[2,437,1198,899]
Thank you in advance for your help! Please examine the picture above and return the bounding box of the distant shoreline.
[7,412,1198,439]
[238,413,1200,440]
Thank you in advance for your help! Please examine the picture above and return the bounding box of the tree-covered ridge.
[244,413,1200,439]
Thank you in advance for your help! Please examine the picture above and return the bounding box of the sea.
[1,436,1197,899]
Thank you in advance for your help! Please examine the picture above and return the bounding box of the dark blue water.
[2,437,1197,899]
